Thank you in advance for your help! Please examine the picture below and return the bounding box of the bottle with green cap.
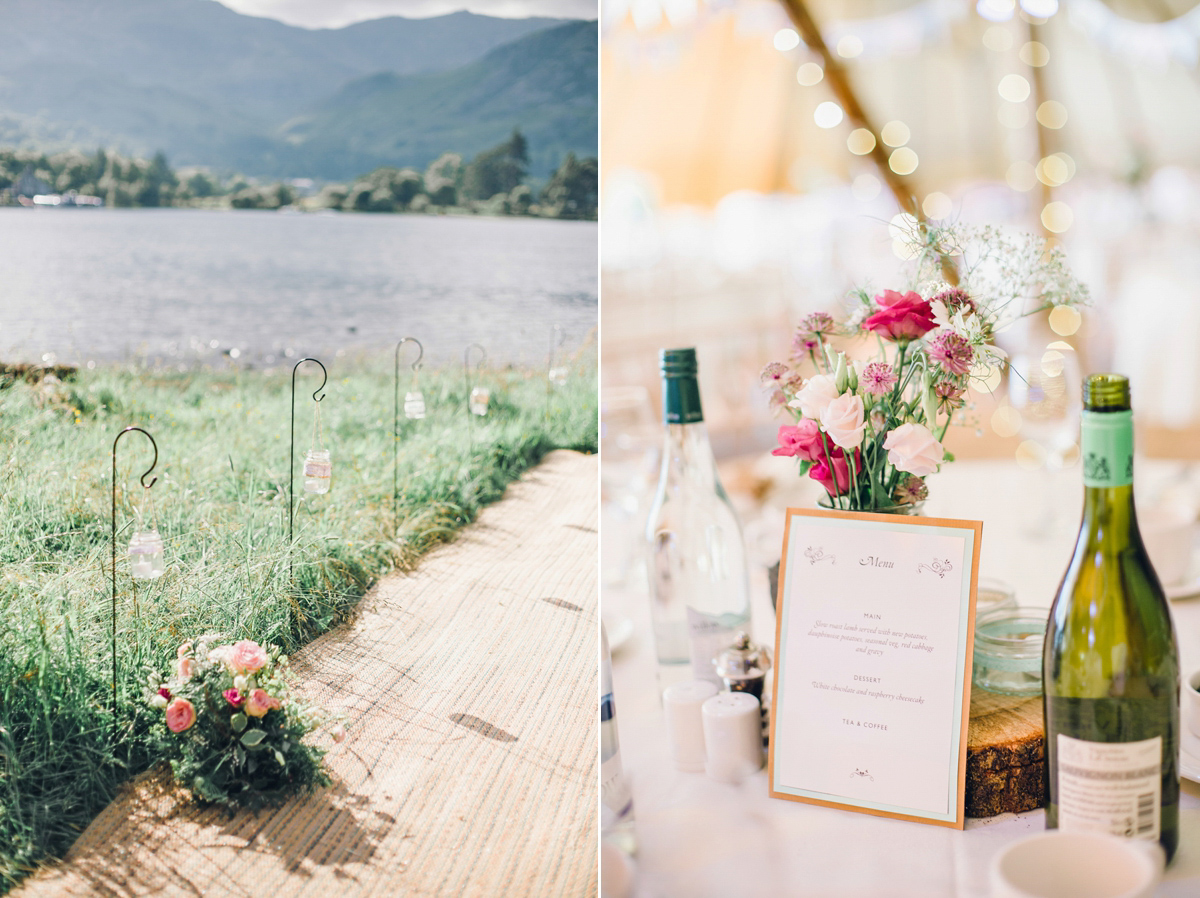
[645,348,751,685]
[1043,373,1179,861]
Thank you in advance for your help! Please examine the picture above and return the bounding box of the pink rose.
[176,641,192,660]
[771,420,827,462]
[819,393,866,450]
[176,656,194,681]
[863,290,936,342]
[794,374,840,421]
[224,688,244,708]
[230,640,268,674]
[244,688,281,718]
[883,423,945,476]
[331,724,347,743]
[165,698,196,733]
[809,453,852,497]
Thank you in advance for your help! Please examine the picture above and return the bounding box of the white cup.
[991,831,1164,898]
[1139,502,1196,587]
[1184,670,1200,741]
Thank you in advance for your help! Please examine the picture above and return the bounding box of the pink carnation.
[863,290,936,342]
[224,688,244,708]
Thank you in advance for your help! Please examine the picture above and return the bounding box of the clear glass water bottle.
[645,348,751,685]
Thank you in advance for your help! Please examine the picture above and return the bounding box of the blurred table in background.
[603,458,1200,897]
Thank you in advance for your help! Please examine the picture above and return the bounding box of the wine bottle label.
[1056,734,1161,841]
[687,607,737,685]
[1081,409,1133,488]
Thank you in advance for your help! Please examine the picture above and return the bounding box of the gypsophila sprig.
[146,636,342,808]
[762,222,1089,511]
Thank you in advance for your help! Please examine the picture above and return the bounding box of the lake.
[0,208,597,369]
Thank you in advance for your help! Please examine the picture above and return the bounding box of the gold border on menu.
[767,506,983,830]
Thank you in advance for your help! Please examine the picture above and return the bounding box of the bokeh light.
[978,0,1016,23]
[889,147,918,175]
[923,192,953,219]
[1036,100,1067,129]
[1019,41,1050,67]
[837,35,864,58]
[797,62,824,86]
[1006,160,1037,191]
[774,29,801,52]
[847,129,876,155]
[998,74,1031,103]
[991,405,1022,438]
[852,173,881,201]
[983,26,1013,51]
[881,120,911,147]
[814,101,844,129]
[1049,305,1082,336]
[1036,154,1070,187]
[1041,201,1074,233]
[888,211,919,240]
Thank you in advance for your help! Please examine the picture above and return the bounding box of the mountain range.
[0,0,596,179]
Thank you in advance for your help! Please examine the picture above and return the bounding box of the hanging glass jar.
[470,386,490,416]
[304,399,331,493]
[128,485,165,579]
[548,366,568,386]
[405,370,426,419]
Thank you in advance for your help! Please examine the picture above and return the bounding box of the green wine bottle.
[1043,373,1179,861]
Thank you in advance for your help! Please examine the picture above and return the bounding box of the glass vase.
[128,528,166,580]
[470,386,490,416]
[304,448,332,494]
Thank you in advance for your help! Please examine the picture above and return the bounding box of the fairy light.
[998,73,1031,103]
[814,101,844,128]
[836,35,863,58]
[1020,41,1049,66]
[1036,100,1067,129]
[881,120,910,147]
[1041,201,1074,233]
[774,28,801,52]
[797,62,824,86]
[889,147,918,175]
[847,128,876,155]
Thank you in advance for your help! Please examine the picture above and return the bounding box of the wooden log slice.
[966,689,1046,817]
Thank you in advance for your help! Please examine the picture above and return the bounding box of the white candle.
[662,680,718,772]
[701,692,763,783]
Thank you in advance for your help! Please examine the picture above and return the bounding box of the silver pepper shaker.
[714,632,773,747]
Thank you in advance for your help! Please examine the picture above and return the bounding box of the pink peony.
[883,423,945,476]
[820,393,866,450]
[165,698,196,733]
[863,290,936,342]
[176,656,194,681]
[224,688,244,708]
[794,374,840,420]
[771,419,827,462]
[809,454,852,497]
[230,640,268,674]
[244,688,282,719]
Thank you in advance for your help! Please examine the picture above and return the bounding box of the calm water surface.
[0,208,596,368]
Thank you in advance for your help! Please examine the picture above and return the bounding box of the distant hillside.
[0,0,591,178]
[273,21,598,180]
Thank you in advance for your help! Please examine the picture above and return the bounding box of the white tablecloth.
[604,460,1200,897]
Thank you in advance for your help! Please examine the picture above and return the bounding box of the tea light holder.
[469,386,491,416]
[393,336,425,534]
[303,448,331,494]
[289,357,328,581]
[464,343,488,442]
[404,389,426,419]
[111,425,161,734]
[663,679,719,772]
[701,691,764,783]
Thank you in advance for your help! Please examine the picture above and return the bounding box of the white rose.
[234,675,248,691]
[150,694,168,709]
[820,393,866,450]
[883,422,945,476]
[793,373,840,420]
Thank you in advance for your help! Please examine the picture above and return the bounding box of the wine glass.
[1007,344,1082,535]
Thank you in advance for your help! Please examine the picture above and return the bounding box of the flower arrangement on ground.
[147,636,341,807]
[762,222,1089,511]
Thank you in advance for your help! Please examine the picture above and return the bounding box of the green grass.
[0,352,597,891]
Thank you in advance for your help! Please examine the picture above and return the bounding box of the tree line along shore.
[0,130,597,220]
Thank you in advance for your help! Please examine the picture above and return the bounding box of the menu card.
[768,508,982,828]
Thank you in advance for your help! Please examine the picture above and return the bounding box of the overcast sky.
[216,0,596,28]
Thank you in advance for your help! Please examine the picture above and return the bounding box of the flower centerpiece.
[147,636,341,808]
[762,222,1089,511]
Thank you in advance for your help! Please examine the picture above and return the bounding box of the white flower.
[150,694,168,709]
[883,422,945,476]
[820,393,866,450]
[792,373,840,420]
[234,675,248,691]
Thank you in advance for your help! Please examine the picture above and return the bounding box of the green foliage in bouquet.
[147,637,336,808]
[762,222,1090,511]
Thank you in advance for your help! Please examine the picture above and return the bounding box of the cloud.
[217,0,596,29]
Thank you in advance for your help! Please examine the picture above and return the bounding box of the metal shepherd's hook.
[393,336,423,532]
[547,324,565,419]
[464,343,486,448]
[289,357,327,582]
[111,425,158,738]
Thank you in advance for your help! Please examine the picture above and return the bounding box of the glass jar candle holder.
[304,448,332,494]
[128,528,165,580]
[548,366,568,386]
[972,606,1049,696]
[404,390,426,420]
[470,386,490,417]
